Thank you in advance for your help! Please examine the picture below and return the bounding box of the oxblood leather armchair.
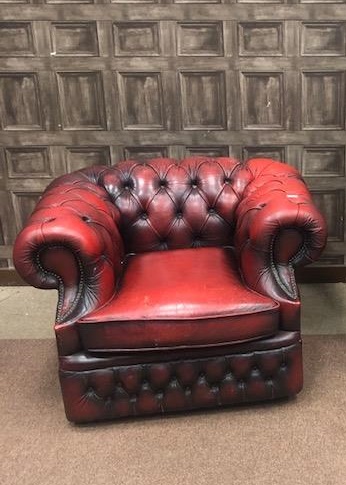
[13,157,327,423]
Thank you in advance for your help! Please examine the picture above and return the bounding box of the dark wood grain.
[0,4,345,275]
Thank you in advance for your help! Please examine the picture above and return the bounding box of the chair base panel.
[59,330,301,370]
[59,340,303,424]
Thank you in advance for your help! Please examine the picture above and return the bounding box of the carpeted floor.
[0,336,345,485]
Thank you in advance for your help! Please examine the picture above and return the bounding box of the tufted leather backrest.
[72,157,251,254]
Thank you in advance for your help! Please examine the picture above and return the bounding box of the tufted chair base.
[59,336,303,424]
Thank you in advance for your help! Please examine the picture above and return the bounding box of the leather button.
[160,180,167,187]
[224,178,231,185]
[123,181,133,190]
[141,213,148,220]
[208,208,215,215]
[176,211,183,219]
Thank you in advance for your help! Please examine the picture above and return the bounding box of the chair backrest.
[94,157,252,253]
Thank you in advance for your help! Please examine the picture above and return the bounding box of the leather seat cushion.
[78,247,279,352]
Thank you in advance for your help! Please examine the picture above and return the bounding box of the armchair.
[13,157,327,423]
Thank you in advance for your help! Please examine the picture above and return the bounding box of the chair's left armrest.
[235,158,327,329]
[13,174,124,332]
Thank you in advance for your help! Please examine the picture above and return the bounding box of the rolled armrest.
[235,158,327,329]
[13,168,124,326]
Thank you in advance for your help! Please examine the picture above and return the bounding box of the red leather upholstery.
[13,157,327,423]
[59,330,300,370]
[235,158,327,330]
[13,178,124,324]
[100,157,244,253]
[79,247,279,351]
[60,337,303,423]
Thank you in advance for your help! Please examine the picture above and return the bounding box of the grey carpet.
[0,336,345,485]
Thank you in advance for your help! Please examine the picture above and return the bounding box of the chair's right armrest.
[234,158,327,330]
[13,171,124,338]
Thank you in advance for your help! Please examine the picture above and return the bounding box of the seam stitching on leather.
[36,245,84,323]
[270,233,298,299]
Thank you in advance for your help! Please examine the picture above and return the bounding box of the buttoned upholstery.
[99,157,244,253]
[13,157,327,423]
[60,340,302,423]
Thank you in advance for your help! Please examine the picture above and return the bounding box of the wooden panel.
[57,72,106,130]
[5,147,52,178]
[177,22,223,56]
[0,0,30,3]
[112,0,159,3]
[180,71,226,129]
[118,72,165,129]
[11,192,42,233]
[65,146,110,172]
[174,0,221,3]
[0,213,9,262]
[238,22,284,56]
[302,72,344,130]
[240,72,284,129]
[0,190,12,248]
[311,190,345,242]
[296,267,346,284]
[0,6,345,276]
[314,255,344,266]
[114,22,160,56]
[2,6,346,21]
[0,73,42,130]
[300,0,344,4]
[0,22,35,56]
[237,0,283,3]
[301,23,345,56]
[47,0,94,4]
[51,22,99,56]
[185,146,229,157]
[302,147,345,177]
[124,146,168,160]
[0,217,5,246]
[242,146,285,162]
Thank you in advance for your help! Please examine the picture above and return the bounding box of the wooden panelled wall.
[0,2,345,280]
